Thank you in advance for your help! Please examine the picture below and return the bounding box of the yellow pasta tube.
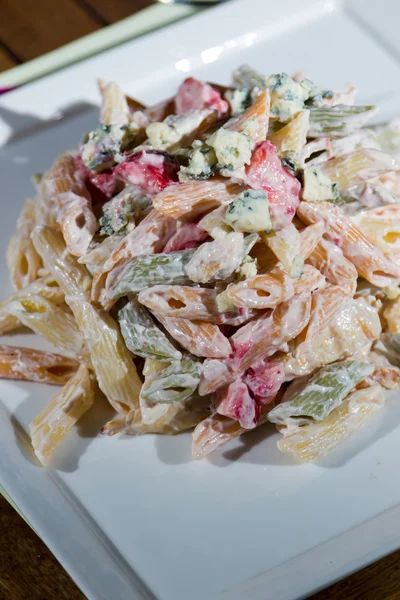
[100,81,130,126]
[0,275,64,335]
[226,89,270,143]
[7,197,43,290]
[277,386,384,462]
[32,226,142,414]
[0,345,78,385]
[268,109,309,155]
[30,364,95,465]
[6,295,89,362]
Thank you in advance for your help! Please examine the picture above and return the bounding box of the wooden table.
[1,1,400,599]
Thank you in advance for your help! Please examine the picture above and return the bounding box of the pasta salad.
[4,65,400,466]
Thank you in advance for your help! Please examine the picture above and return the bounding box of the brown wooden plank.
[309,549,400,600]
[85,0,154,24]
[0,495,84,600]
[0,0,103,63]
[0,45,19,73]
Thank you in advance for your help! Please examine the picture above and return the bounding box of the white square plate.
[2,1,400,599]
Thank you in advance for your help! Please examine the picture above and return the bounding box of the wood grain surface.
[0,1,400,599]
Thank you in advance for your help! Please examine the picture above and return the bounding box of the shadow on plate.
[10,385,115,473]
[0,101,98,145]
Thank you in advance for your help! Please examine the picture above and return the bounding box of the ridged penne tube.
[5,295,90,362]
[153,178,245,220]
[383,297,400,334]
[32,226,142,414]
[319,149,399,191]
[352,204,400,258]
[92,209,176,306]
[298,201,400,287]
[78,235,123,274]
[45,153,97,256]
[7,197,43,290]
[154,314,231,358]
[36,172,59,228]
[139,285,227,322]
[262,224,303,278]
[291,285,350,352]
[192,409,271,460]
[286,295,382,378]
[307,237,358,292]
[0,345,78,385]
[100,81,130,126]
[199,293,312,395]
[97,78,146,114]
[30,364,95,466]
[276,386,384,462]
[31,226,92,298]
[268,110,309,155]
[222,264,325,310]
[226,90,270,143]
[0,275,64,335]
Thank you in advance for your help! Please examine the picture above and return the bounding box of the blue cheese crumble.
[207,128,255,170]
[232,65,329,123]
[146,109,212,151]
[179,141,217,182]
[224,88,252,116]
[81,123,138,171]
[223,190,272,233]
[303,166,339,202]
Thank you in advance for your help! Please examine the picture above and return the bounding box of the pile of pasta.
[5,65,400,466]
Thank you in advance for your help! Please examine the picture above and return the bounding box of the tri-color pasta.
[4,65,400,465]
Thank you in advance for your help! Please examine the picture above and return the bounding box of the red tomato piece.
[245,140,301,230]
[213,379,259,429]
[175,77,229,116]
[116,150,180,194]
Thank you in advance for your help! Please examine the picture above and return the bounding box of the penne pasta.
[7,197,43,290]
[153,178,245,220]
[262,224,303,277]
[268,109,309,155]
[352,204,400,258]
[30,364,95,465]
[277,385,384,461]
[226,89,270,143]
[221,264,325,310]
[199,292,312,395]
[100,81,130,126]
[298,201,400,287]
[32,226,142,415]
[8,62,400,465]
[154,313,231,359]
[5,295,90,362]
[0,345,78,385]
[139,285,225,322]
[0,275,64,335]
[92,209,176,306]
